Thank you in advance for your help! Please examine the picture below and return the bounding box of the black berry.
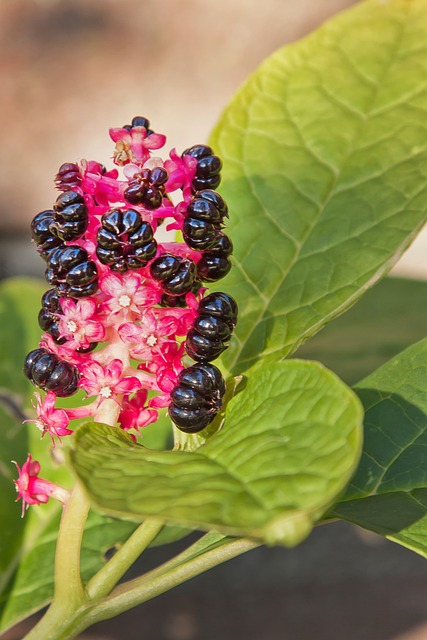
[55,163,81,191]
[45,245,98,297]
[150,253,197,296]
[182,145,222,192]
[197,254,231,282]
[96,208,157,272]
[24,348,79,397]
[198,292,238,329]
[50,191,88,241]
[168,363,226,433]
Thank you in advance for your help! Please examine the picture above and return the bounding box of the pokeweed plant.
[2,0,427,638]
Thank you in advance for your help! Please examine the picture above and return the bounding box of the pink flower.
[79,359,140,404]
[164,148,197,196]
[57,298,105,349]
[110,126,166,166]
[118,390,158,432]
[25,392,73,443]
[13,455,70,517]
[119,311,173,363]
[100,272,161,317]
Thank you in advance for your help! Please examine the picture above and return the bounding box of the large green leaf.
[70,360,363,547]
[210,0,427,375]
[297,276,427,385]
[332,337,427,558]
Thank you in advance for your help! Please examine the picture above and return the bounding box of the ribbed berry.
[186,190,228,225]
[182,145,222,192]
[31,210,64,261]
[55,162,81,191]
[124,167,168,210]
[198,292,238,329]
[168,363,225,433]
[46,245,98,297]
[38,288,65,343]
[24,348,79,397]
[123,116,154,136]
[96,208,157,272]
[185,292,237,363]
[197,254,231,282]
[50,191,88,241]
[150,253,197,296]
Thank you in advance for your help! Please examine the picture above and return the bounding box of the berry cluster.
[23,116,238,450]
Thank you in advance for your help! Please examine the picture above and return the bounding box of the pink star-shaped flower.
[164,148,197,197]
[110,126,166,166]
[100,272,161,317]
[79,359,140,404]
[119,311,173,364]
[25,392,73,444]
[57,298,105,349]
[118,390,158,432]
[13,455,70,517]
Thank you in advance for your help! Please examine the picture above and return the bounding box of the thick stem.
[22,484,91,640]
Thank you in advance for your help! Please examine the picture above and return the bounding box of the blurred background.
[2,1,427,639]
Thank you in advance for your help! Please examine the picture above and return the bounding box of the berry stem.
[85,518,164,600]
[82,536,259,629]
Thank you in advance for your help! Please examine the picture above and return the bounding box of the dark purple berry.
[51,191,88,241]
[198,292,238,329]
[24,348,79,397]
[55,163,81,191]
[193,315,231,342]
[96,209,157,271]
[177,363,226,398]
[150,254,180,280]
[182,145,213,160]
[192,174,221,192]
[186,195,225,225]
[168,363,226,433]
[185,329,226,362]
[197,254,231,282]
[168,405,215,433]
[195,155,222,179]
[182,218,218,250]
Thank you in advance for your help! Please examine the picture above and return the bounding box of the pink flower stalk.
[13,455,70,517]
[23,114,235,513]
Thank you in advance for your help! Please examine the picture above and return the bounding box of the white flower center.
[146,334,157,347]
[100,386,112,398]
[118,294,131,308]
[67,320,78,333]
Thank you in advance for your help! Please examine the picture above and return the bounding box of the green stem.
[22,483,91,640]
[86,519,164,600]
[84,537,259,628]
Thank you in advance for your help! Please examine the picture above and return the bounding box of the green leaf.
[332,337,427,558]
[297,276,427,385]
[210,0,427,374]
[0,278,45,595]
[70,361,363,547]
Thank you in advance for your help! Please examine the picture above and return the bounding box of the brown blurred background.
[3,2,427,640]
